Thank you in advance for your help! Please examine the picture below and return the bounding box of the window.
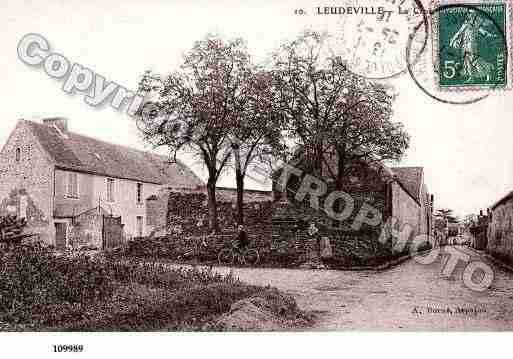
[15,148,20,162]
[106,178,115,202]
[66,172,79,198]
[136,216,143,237]
[136,183,143,204]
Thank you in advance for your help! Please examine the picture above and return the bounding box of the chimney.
[43,117,68,132]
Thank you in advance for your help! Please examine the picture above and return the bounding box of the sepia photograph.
[2,0,513,357]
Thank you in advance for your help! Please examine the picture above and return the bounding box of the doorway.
[55,222,67,250]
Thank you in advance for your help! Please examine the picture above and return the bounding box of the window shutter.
[73,174,78,198]
[107,179,114,202]
[67,173,73,197]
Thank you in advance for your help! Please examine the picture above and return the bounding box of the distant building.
[0,118,204,249]
[488,190,513,260]
[469,209,489,250]
[447,222,460,237]
[434,217,448,246]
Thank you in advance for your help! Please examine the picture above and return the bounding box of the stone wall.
[67,207,126,250]
[146,191,168,235]
[141,160,424,267]
[271,159,388,243]
[270,159,432,264]
[271,199,390,266]
[143,189,275,262]
[0,121,53,243]
[488,198,513,261]
[0,188,49,243]
[165,191,273,235]
[146,188,273,236]
[69,207,106,249]
[418,184,433,237]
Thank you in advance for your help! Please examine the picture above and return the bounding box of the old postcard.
[2,0,513,356]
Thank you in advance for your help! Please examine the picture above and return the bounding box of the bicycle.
[218,240,259,266]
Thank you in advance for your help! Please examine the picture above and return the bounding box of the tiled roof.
[391,167,424,203]
[25,120,204,187]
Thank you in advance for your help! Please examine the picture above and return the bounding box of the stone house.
[487,190,513,260]
[391,167,433,240]
[0,118,203,249]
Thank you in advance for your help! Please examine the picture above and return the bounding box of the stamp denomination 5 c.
[432,0,511,90]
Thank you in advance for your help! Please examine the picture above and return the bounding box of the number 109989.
[52,345,84,353]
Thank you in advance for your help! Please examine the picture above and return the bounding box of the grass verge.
[0,244,292,331]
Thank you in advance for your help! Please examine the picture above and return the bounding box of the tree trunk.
[335,145,346,191]
[333,146,346,227]
[232,142,245,225]
[315,141,324,178]
[206,177,219,233]
[236,172,244,225]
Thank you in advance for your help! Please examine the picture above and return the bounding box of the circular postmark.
[332,0,429,80]
[407,3,509,105]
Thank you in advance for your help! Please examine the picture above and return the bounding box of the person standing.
[307,222,320,262]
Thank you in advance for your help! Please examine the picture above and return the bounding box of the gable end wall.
[0,121,54,244]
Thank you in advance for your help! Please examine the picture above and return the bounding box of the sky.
[2,0,513,218]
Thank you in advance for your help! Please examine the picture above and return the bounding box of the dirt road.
[206,246,513,330]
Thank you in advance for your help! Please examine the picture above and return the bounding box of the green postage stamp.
[432,0,512,89]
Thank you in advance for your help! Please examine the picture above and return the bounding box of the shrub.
[125,237,177,259]
[0,243,287,331]
[0,243,114,326]
[119,236,215,263]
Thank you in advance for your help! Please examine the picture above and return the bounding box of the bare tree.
[136,34,253,232]
[271,31,410,191]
